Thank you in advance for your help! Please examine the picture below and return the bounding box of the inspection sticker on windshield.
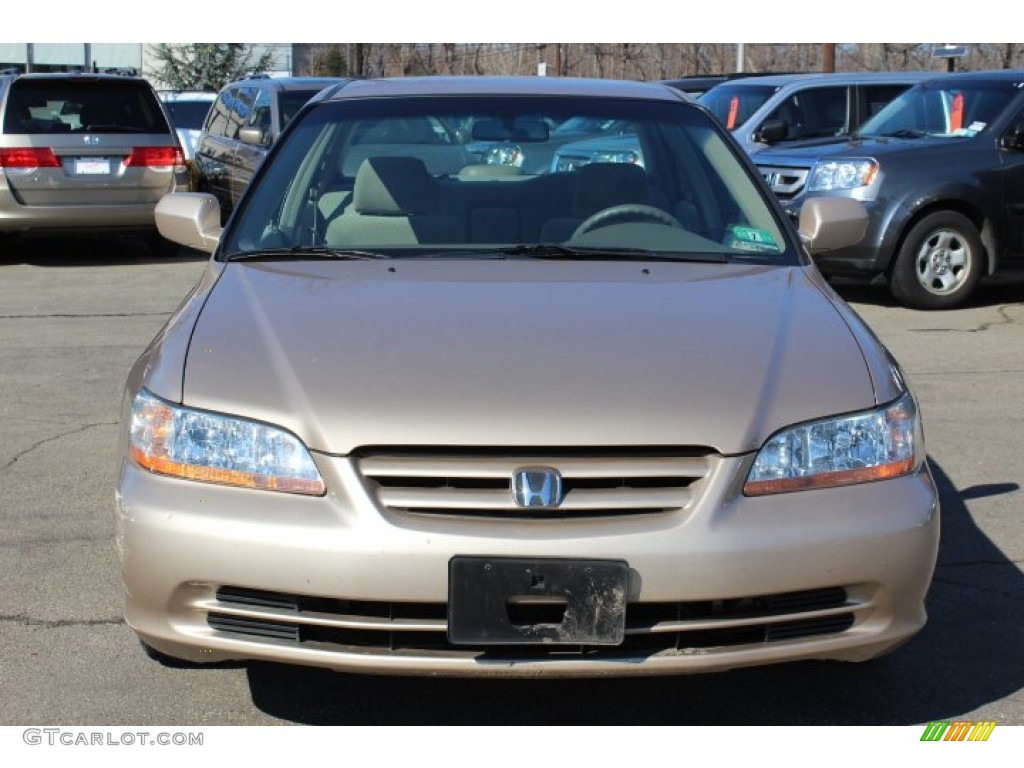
[728,226,779,252]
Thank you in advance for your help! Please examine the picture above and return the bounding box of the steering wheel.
[572,204,683,239]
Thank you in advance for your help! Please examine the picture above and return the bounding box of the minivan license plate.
[74,158,111,175]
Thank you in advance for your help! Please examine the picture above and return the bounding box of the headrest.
[573,162,649,217]
[352,156,439,216]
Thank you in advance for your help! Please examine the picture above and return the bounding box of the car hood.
[755,135,965,165]
[181,260,875,455]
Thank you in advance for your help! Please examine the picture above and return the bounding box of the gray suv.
[0,73,188,254]
[193,75,346,216]
[754,70,1024,309]
[699,71,935,155]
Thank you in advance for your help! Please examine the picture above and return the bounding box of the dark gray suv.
[754,70,1024,309]
[193,75,346,216]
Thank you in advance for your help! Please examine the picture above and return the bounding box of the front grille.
[758,165,810,200]
[206,585,857,658]
[357,448,717,519]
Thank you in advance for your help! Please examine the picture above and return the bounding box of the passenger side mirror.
[755,118,789,144]
[155,193,223,254]
[798,197,868,254]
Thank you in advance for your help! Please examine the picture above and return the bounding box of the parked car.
[119,76,939,677]
[0,72,187,254]
[193,75,347,216]
[755,70,1024,309]
[157,90,216,162]
[557,71,931,173]
[698,71,936,155]
[474,115,643,173]
[660,71,794,98]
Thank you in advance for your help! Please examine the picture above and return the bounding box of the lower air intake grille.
[207,585,856,656]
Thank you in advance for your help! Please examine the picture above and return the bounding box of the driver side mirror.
[1000,121,1024,151]
[239,126,270,147]
[755,118,789,144]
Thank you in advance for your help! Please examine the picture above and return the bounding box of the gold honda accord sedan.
[116,76,939,677]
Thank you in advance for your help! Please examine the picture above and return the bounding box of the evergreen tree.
[148,44,277,91]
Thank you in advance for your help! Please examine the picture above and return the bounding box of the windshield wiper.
[485,244,728,263]
[223,246,390,262]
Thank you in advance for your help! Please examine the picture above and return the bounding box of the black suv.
[193,75,346,216]
[754,70,1024,309]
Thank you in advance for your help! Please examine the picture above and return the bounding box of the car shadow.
[0,234,207,267]
[829,274,1024,310]
[243,458,1022,725]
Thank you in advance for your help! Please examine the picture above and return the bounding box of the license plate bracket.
[448,557,628,646]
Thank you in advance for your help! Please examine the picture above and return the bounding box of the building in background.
[0,44,294,83]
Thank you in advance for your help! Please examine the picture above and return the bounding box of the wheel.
[145,232,181,258]
[890,211,984,310]
[572,204,683,239]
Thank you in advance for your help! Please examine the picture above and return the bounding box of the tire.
[889,211,984,310]
[146,232,181,258]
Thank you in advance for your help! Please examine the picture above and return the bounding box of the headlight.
[591,150,640,165]
[483,144,523,167]
[744,392,920,496]
[129,389,325,495]
[806,159,878,192]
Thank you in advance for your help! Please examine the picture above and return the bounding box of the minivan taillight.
[0,147,61,168]
[125,146,185,168]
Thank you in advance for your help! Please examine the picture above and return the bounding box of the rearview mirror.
[472,118,550,142]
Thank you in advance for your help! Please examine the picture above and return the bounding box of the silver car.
[0,73,188,254]
[118,76,939,677]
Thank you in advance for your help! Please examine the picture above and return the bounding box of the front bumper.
[116,453,939,677]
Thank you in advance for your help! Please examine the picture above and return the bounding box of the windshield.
[223,94,791,263]
[858,79,1022,138]
[698,84,779,130]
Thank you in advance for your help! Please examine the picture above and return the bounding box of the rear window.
[162,100,213,131]
[3,79,170,134]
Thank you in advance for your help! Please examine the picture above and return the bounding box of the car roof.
[314,76,689,103]
[231,76,350,92]
[720,71,937,89]
[918,68,1024,85]
[3,72,152,85]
